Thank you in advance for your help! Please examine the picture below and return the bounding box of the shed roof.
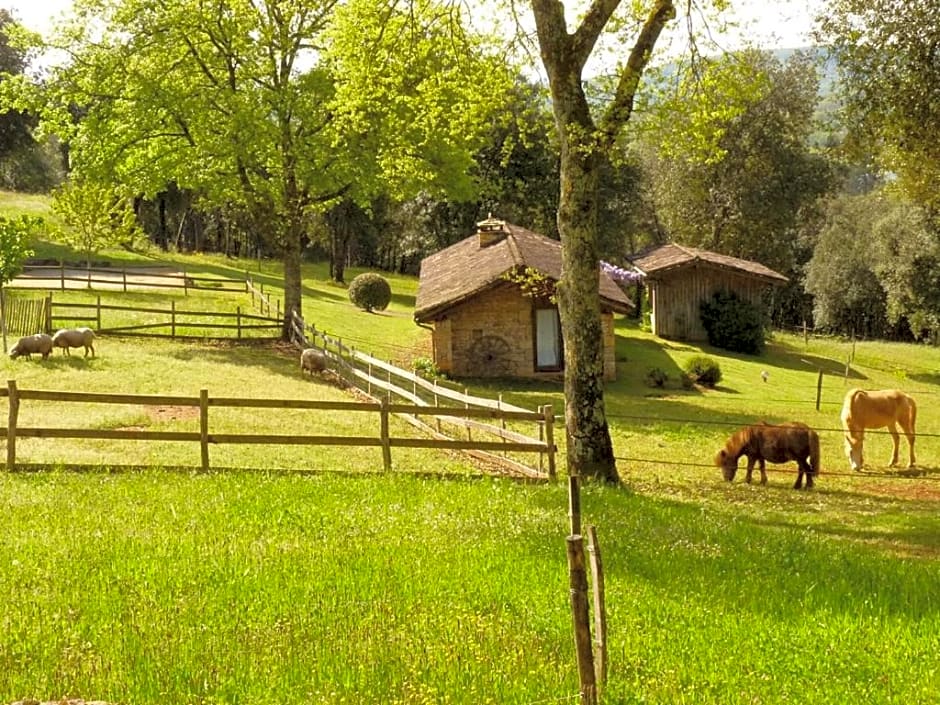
[415,219,633,322]
[627,243,788,285]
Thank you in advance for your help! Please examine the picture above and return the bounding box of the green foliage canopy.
[51,179,141,267]
[0,214,38,285]
[638,49,832,275]
[3,0,512,333]
[819,0,940,213]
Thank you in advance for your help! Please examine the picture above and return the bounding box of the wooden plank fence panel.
[0,382,552,478]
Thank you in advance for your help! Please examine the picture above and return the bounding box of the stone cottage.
[414,217,633,380]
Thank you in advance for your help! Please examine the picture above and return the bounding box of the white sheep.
[52,327,97,357]
[9,333,54,360]
[300,347,329,377]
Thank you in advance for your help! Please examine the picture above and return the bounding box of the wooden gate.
[1,291,49,337]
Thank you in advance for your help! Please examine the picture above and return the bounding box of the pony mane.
[722,424,762,456]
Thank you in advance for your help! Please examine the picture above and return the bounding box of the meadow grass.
[1,471,937,704]
[1,193,939,704]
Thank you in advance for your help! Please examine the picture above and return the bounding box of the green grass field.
[1,190,939,704]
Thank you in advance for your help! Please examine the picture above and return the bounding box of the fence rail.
[1,381,553,476]
[288,309,556,479]
[46,295,281,339]
[13,263,246,294]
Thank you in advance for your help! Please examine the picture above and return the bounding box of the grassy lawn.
[1,191,939,704]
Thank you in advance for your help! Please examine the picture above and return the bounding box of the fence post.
[0,287,6,354]
[183,269,188,296]
[569,474,581,536]
[86,266,91,289]
[200,389,210,471]
[433,381,442,433]
[566,475,595,704]
[816,370,823,411]
[498,394,506,456]
[6,380,19,471]
[96,295,102,330]
[587,525,608,693]
[544,404,557,480]
[122,267,127,293]
[464,387,471,442]
[44,294,51,333]
[237,307,242,339]
[171,300,176,339]
[379,394,392,471]
[567,533,597,705]
[60,261,65,291]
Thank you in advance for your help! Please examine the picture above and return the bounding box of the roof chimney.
[476,214,508,248]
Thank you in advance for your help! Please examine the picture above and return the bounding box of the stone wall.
[430,282,618,381]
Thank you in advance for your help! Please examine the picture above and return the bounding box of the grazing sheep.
[300,347,329,377]
[9,333,54,360]
[52,327,97,357]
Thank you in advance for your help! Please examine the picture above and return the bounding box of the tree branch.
[598,0,676,150]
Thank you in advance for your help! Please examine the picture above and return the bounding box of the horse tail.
[809,429,821,475]
[907,394,918,433]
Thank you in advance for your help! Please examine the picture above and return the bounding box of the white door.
[535,308,562,369]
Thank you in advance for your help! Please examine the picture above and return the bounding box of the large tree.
[4,0,508,336]
[530,0,680,482]
[803,193,890,338]
[638,49,832,276]
[818,0,940,216]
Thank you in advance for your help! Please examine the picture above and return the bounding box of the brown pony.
[715,421,820,490]
[840,388,916,471]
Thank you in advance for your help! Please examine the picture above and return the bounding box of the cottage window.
[534,307,563,370]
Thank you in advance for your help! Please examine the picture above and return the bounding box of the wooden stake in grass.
[6,379,19,471]
[567,534,596,705]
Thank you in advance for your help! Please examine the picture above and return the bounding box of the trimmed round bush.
[348,272,392,312]
[684,355,723,388]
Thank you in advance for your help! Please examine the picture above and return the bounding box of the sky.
[2,0,823,53]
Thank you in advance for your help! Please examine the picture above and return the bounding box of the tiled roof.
[627,243,788,284]
[414,220,633,322]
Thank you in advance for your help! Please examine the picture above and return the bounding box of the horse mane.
[721,424,761,459]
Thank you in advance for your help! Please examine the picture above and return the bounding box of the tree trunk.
[158,195,168,251]
[557,131,619,483]
[531,0,676,483]
[282,225,303,341]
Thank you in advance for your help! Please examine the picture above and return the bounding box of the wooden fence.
[0,291,49,337]
[47,295,281,340]
[246,275,281,320]
[14,263,246,293]
[1,380,554,476]
[288,309,556,478]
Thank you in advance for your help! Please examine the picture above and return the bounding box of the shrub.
[645,367,668,387]
[412,356,445,380]
[699,289,767,354]
[348,272,392,312]
[684,355,723,388]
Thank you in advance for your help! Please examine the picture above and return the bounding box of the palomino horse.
[840,388,916,471]
[715,421,820,490]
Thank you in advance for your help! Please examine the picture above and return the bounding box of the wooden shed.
[627,243,788,341]
[414,217,633,380]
